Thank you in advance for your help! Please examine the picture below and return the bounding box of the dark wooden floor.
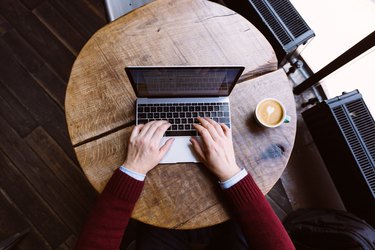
[0,0,292,249]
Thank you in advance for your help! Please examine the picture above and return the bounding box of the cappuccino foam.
[257,100,284,126]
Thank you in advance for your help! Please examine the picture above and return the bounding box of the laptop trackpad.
[159,136,200,164]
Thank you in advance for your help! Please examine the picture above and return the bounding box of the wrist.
[123,161,148,175]
[217,165,241,182]
[120,166,146,181]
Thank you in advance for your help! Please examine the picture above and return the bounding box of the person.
[75,117,295,250]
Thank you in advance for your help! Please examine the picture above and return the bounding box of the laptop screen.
[125,66,244,98]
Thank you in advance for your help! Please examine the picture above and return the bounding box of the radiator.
[302,90,375,226]
[223,0,315,66]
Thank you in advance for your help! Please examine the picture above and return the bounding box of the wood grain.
[73,70,296,229]
[49,0,106,40]
[0,0,106,246]
[66,0,295,230]
[0,149,70,248]
[33,1,86,56]
[0,0,75,81]
[0,29,67,108]
[0,82,38,137]
[0,189,51,249]
[66,0,277,145]
[25,127,97,211]
[0,118,87,236]
[230,69,296,193]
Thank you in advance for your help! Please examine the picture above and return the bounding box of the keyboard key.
[178,125,184,130]
[172,125,178,130]
[138,113,147,118]
[166,131,197,136]
[138,119,148,124]
[221,106,229,112]
[219,117,230,123]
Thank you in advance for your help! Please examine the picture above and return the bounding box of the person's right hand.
[190,117,241,182]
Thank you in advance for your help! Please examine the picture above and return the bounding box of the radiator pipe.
[293,30,375,95]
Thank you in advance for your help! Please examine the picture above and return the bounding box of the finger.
[190,137,205,161]
[138,120,157,137]
[130,124,144,141]
[197,117,220,141]
[151,122,171,141]
[204,117,225,137]
[141,120,168,139]
[193,123,215,147]
[220,123,231,137]
[159,138,175,156]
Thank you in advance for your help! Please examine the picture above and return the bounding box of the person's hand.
[123,121,174,175]
[190,117,241,182]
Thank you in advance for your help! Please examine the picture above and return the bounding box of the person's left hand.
[123,121,174,175]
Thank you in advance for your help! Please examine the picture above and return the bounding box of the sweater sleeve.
[75,169,144,250]
[224,174,295,250]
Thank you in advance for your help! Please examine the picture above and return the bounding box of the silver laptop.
[125,66,244,163]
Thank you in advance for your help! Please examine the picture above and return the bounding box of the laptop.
[125,66,244,163]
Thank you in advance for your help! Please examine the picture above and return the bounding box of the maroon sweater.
[75,169,295,249]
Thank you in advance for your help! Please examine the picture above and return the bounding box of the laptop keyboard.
[137,102,230,136]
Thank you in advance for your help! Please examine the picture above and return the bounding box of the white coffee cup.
[254,98,291,128]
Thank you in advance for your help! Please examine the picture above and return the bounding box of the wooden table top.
[65,0,296,229]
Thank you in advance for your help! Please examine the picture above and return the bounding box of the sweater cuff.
[103,168,144,202]
[224,174,264,210]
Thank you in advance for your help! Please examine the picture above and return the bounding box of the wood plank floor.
[0,0,292,249]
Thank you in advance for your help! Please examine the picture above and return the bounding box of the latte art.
[255,99,286,127]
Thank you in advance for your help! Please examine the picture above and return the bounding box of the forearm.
[75,169,144,250]
[224,174,295,250]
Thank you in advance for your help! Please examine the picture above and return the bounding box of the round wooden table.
[65,0,296,229]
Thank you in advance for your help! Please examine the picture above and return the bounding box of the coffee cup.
[254,98,290,128]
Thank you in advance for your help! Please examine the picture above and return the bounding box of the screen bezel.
[125,66,245,98]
